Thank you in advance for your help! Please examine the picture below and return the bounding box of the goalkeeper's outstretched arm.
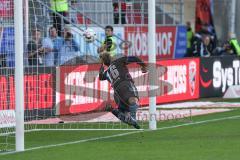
[126,56,148,73]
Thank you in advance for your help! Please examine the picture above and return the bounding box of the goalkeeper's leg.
[128,97,139,120]
[112,100,140,129]
[128,97,140,129]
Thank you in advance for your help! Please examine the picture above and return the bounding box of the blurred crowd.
[1,0,240,68]
[185,21,240,58]
[27,26,80,67]
[25,0,81,67]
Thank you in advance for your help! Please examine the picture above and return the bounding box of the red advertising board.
[0,73,54,110]
[124,26,177,59]
[58,58,200,115]
[0,0,13,17]
[57,64,109,114]
[156,58,200,103]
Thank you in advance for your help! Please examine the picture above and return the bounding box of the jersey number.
[109,65,119,79]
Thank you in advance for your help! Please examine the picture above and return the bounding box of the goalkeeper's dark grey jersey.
[99,56,144,89]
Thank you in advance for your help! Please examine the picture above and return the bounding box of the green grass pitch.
[1,109,240,160]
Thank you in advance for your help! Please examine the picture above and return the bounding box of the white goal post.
[14,0,24,152]
[148,0,157,130]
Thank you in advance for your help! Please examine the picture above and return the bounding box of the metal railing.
[68,0,184,25]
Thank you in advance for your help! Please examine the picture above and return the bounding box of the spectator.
[59,27,80,65]
[186,21,194,57]
[189,33,201,57]
[201,36,212,57]
[228,33,240,56]
[212,41,233,56]
[50,0,69,36]
[197,23,217,49]
[113,0,126,24]
[213,33,240,56]
[191,34,212,57]
[27,29,54,66]
[49,26,64,65]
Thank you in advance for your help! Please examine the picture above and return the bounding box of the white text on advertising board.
[127,32,173,56]
[213,60,240,92]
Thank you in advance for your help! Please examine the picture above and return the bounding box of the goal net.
[0,0,184,153]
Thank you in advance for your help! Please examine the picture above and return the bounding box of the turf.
[1,109,240,160]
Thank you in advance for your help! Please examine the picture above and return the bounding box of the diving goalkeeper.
[99,53,147,129]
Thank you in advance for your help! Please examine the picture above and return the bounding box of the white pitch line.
[1,114,240,156]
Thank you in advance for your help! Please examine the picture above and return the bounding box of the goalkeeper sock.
[129,103,138,120]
